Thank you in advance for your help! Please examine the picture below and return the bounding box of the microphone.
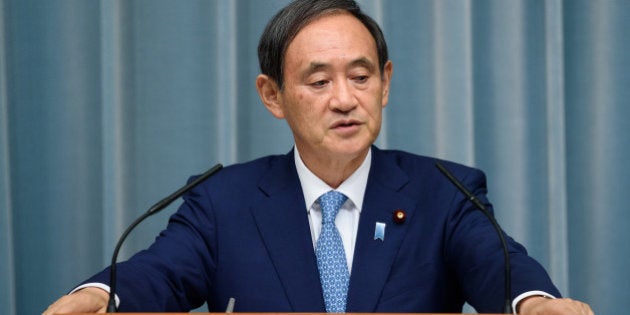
[435,162,512,314]
[225,297,236,313]
[106,163,223,312]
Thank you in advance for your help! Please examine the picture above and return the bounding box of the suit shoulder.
[214,153,289,180]
[377,148,480,175]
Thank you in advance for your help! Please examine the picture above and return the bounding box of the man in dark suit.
[44,0,593,314]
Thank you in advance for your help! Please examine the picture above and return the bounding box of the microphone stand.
[435,162,512,314]
[106,163,223,312]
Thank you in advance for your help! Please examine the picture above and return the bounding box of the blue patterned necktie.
[316,190,350,313]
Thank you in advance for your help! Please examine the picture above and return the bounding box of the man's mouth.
[332,119,360,128]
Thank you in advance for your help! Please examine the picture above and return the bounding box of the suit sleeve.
[442,167,560,313]
[82,177,218,312]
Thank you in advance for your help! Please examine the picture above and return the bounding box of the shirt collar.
[294,146,371,212]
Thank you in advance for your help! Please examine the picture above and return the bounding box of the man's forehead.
[286,15,377,58]
[288,12,373,48]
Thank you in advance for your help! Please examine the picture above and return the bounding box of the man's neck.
[295,146,370,189]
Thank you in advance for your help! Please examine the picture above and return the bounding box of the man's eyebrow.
[299,62,331,81]
[349,57,376,72]
[304,62,331,74]
[302,57,377,76]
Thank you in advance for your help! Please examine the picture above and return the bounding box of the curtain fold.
[1,0,627,314]
[564,0,630,307]
[542,0,569,293]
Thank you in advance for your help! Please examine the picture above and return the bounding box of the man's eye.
[354,75,369,83]
[311,80,328,87]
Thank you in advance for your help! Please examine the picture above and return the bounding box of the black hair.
[257,0,389,89]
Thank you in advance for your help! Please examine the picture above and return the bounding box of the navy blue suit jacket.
[86,147,560,313]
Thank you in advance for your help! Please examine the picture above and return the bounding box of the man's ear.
[256,74,285,119]
[381,60,393,108]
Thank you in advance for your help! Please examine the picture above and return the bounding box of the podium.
[63,313,509,315]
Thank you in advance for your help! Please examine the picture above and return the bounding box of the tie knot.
[319,190,347,224]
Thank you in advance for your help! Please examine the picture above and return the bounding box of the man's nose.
[330,80,357,112]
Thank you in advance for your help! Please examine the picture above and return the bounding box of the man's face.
[270,13,392,164]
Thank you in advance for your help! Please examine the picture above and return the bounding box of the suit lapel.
[249,152,326,312]
[346,147,417,312]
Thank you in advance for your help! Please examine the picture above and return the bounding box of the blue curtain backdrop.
[1,0,628,314]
